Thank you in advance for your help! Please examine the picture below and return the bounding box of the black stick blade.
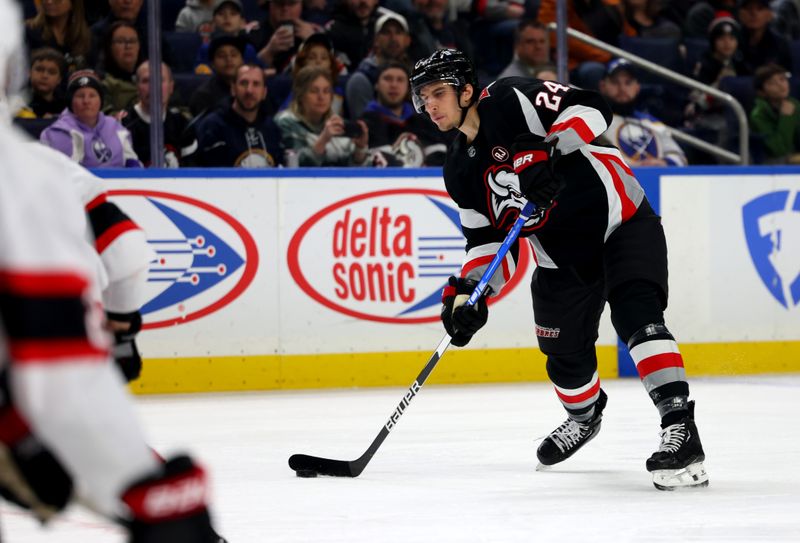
[288,454,358,477]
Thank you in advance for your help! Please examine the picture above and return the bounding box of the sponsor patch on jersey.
[108,190,258,329]
[535,324,560,338]
[287,189,531,324]
[742,190,800,309]
[491,146,508,162]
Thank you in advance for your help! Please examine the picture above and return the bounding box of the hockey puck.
[296,469,318,478]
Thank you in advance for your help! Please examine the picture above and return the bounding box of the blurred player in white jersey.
[0,0,225,539]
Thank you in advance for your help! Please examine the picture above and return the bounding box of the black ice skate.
[536,389,607,469]
[646,401,709,490]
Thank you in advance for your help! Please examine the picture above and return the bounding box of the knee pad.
[609,280,666,343]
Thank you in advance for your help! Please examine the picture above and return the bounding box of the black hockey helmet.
[410,48,478,114]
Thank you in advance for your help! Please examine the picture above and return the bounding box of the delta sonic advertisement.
[661,174,800,344]
[103,178,280,357]
[280,178,550,354]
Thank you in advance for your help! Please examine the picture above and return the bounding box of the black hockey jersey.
[443,77,646,295]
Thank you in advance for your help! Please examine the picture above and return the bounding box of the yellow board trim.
[129,341,800,395]
[131,347,618,395]
[681,341,800,376]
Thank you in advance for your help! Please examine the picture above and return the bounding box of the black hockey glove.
[107,310,143,383]
[0,372,74,523]
[511,135,564,209]
[440,276,490,347]
[122,455,226,543]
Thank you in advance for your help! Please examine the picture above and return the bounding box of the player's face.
[416,81,460,130]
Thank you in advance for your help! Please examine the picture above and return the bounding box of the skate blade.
[651,461,709,491]
[535,463,554,472]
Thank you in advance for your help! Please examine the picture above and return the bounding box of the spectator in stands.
[692,11,747,84]
[750,63,800,163]
[91,0,144,62]
[360,62,447,166]
[622,0,682,38]
[41,69,142,168]
[469,0,526,75]
[737,0,793,73]
[498,20,553,79]
[772,0,800,40]
[326,0,402,70]
[19,47,67,118]
[405,0,474,62]
[195,0,262,72]
[196,63,284,167]
[537,0,628,89]
[346,12,413,119]
[121,61,198,167]
[98,21,143,114]
[275,65,370,166]
[282,33,346,114]
[598,58,687,166]
[25,0,91,72]
[189,31,246,116]
[253,0,322,73]
[685,11,747,139]
[175,0,218,33]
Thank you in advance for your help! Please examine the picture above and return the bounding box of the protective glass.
[411,81,458,113]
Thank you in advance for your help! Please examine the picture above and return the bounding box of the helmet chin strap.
[456,86,472,129]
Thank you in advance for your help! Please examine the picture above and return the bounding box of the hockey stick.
[289,200,537,478]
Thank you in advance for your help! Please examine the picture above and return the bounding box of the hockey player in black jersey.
[410,48,708,490]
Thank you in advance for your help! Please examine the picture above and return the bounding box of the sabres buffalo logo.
[483,165,548,232]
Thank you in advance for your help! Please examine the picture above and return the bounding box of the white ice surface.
[3,375,800,542]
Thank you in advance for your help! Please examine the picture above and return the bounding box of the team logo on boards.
[287,189,530,324]
[108,190,258,329]
[742,190,800,309]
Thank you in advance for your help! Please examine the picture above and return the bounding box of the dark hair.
[26,0,91,58]
[513,19,546,44]
[30,47,67,78]
[100,21,142,75]
[236,62,266,84]
[377,61,410,79]
[754,63,790,91]
[293,36,341,83]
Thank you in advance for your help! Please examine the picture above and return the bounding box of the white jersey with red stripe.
[0,125,159,516]
[26,141,152,314]
[443,77,646,294]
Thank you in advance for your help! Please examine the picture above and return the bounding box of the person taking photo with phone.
[276,65,370,166]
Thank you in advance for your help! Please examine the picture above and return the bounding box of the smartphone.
[278,20,294,40]
[343,120,363,138]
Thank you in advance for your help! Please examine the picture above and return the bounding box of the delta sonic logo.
[742,189,800,309]
[109,190,258,328]
[288,188,530,324]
